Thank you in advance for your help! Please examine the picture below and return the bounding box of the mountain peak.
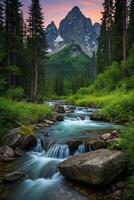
[49,21,57,28]
[71,6,81,13]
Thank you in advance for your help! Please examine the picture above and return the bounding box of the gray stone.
[1,128,37,150]
[4,171,26,182]
[59,149,126,186]
[90,140,107,150]
[100,133,113,141]
[0,145,15,159]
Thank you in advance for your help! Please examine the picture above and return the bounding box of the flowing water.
[0,103,122,200]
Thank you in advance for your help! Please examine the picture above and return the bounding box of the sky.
[22,0,103,27]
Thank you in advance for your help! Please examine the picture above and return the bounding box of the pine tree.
[4,0,23,86]
[0,2,4,29]
[97,0,114,73]
[0,2,4,63]
[128,0,134,48]
[27,0,47,100]
[111,0,126,62]
[122,0,128,62]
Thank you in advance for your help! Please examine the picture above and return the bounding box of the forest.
[0,0,134,200]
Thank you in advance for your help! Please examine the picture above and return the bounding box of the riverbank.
[0,98,53,136]
[0,102,126,200]
[66,91,134,123]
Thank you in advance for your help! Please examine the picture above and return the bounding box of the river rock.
[4,171,26,182]
[43,119,54,125]
[66,140,83,152]
[90,112,104,121]
[15,147,25,156]
[100,133,113,141]
[59,149,126,186]
[1,128,37,150]
[0,145,15,160]
[54,114,64,121]
[90,140,107,150]
[54,105,65,113]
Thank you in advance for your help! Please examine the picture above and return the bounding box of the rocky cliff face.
[46,6,100,56]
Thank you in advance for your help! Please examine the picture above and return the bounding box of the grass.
[0,98,53,135]
[66,91,134,122]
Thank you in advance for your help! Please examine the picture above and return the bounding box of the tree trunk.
[122,0,127,63]
[33,61,38,100]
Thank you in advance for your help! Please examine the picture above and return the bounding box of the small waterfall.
[34,138,43,153]
[46,144,70,159]
[75,144,86,155]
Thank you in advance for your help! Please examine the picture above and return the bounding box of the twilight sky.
[22,0,103,27]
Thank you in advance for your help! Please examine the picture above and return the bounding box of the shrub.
[0,98,52,135]
[5,87,24,100]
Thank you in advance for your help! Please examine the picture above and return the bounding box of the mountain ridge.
[46,6,100,56]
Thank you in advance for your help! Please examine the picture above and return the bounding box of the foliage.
[0,98,52,135]
[101,91,134,122]
[121,126,134,200]
[5,87,24,100]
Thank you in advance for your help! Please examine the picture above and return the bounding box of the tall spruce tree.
[4,0,23,86]
[0,2,4,62]
[97,0,114,73]
[128,0,134,48]
[111,0,125,62]
[27,0,47,100]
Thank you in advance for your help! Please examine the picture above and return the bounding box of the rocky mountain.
[46,6,100,56]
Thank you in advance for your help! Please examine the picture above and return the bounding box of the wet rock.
[15,147,25,156]
[4,171,26,182]
[54,114,64,121]
[111,130,119,137]
[1,128,37,150]
[54,105,65,113]
[66,140,83,152]
[100,133,113,141]
[59,149,126,186]
[90,140,107,150]
[90,112,104,121]
[43,119,54,125]
[2,158,15,162]
[111,190,122,200]
[0,145,15,160]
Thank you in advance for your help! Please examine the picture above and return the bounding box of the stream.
[0,103,122,200]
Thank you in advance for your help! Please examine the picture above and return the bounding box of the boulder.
[59,149,126,186]
[54,105,65,113]
[90,140,107,150]
[66,140,83,152]
[0,145,15,160]
[15,147,25,156]
[1,128,37,150]
[54,114,64,121]
[4,171,26,182]
[90,112,104,121]
[100,133,113,141]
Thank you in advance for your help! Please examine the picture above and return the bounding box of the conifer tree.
[0,2,4,62]
[4,0,23,86]
[112,0,124,62]
[27,0,47,100]
[97,0,114,73]
[128,0,134,48]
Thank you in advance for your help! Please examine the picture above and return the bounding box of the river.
[0,103,122,200]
